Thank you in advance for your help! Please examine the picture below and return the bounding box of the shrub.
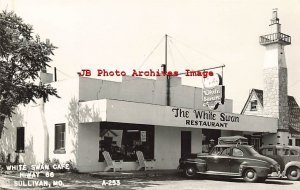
[44,159,78,173]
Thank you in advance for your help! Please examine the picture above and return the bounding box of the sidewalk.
[89,169,179,179]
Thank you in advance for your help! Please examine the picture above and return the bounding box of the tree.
[0,11,58,138]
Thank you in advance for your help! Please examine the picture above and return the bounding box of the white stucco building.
[0,72,278,172]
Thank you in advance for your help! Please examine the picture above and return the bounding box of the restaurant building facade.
[0,73,278,172]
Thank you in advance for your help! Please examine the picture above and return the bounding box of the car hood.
[253,154,278,165]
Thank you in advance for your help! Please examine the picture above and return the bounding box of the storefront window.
[99,122,154,162]
[202,129,220,153]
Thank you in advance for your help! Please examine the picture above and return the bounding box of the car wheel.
[243,168,258,182]
[287,166,300,181]
[185,165,197,178]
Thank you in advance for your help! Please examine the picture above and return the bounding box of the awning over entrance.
[79,99,278,133]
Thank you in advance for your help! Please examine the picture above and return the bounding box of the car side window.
[232,148,243,157]
[261,148,274,156]
[277,148,289,156]
[210,147,220,155]
[210,147,229,155]
[220,148,231,156]
[290,150,299,156]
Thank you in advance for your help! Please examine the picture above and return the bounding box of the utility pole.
[165,34,170,106]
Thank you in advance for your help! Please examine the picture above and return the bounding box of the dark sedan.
[178,144,280,182]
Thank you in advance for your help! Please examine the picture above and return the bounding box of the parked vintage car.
[178,144,280,182]
[259,145,300,181]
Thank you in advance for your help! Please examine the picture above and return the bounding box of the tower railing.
[259,32,291,45]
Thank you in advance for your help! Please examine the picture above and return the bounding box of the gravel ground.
[1,172,300,190]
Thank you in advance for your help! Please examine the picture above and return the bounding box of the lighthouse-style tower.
[260,9,291,145]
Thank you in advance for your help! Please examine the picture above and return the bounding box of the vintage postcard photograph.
[0,0,300,189]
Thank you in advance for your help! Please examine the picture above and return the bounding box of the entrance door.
[181,131,191,157]
[251,137,261,151]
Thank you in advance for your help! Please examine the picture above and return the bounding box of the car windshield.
[247,146,260,156]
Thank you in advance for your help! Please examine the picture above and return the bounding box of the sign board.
[140,131,147,142]
[203,73,222,88]
[203,73,225,110]
[80,98,278,133]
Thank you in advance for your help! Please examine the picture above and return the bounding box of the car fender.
[239,161,252,175]
[183,158,207,172]
[282,161,300,176]
[239,160,271,177]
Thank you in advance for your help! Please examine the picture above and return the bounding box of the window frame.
[220,147,231,156]
[54,123,66,154]
[209,146,230,156]
[261,148,275,156]
[250,100,258,111]
[232,148,244,157]
[16,127,25,153]
[99,122,154,162]
[290,150,299,156]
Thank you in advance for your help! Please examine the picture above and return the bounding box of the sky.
[1,0,300,113]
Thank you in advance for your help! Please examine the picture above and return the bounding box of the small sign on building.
[203,73,225,110]
[140,131,147,142]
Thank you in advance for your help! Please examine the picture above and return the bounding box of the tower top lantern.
[271,8,279,25]
[259,9,291,46]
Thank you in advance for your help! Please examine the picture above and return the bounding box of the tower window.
[250,100,258,111]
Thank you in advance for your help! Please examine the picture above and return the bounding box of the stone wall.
[263,67,289,130]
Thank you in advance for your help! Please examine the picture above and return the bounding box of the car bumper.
[255,167,272,177]
[256,166,280,178]
[269,171,281,177]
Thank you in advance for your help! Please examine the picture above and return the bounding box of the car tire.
[287,166,300,181]
[243,168,258,182]
[184,165,197,178]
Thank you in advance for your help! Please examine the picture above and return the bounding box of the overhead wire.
[137,36,165,70]
[167,38,176,70]
[55,68,73,79]
[169,38,193,70]
[168,35,225,66]
[122,35,166,82]
[97,35,226,83]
